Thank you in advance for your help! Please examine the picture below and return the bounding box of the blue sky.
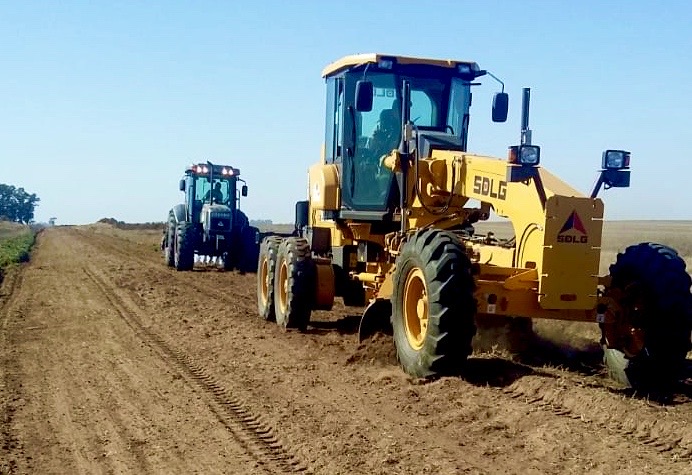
[1,1,691,224]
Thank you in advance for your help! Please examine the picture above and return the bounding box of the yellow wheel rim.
[260,257,270,306]
[403,268,428,350]
[278,259,288,314]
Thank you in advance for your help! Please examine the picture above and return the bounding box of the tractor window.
[447,78,472,142]
[406,76,446,130]
[410,90,434,127]
[196,177,230,205]
[335,81,344,162]
[325,77,344,164]
[348,73,398,208]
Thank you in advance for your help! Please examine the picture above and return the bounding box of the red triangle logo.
[559,211,587,235]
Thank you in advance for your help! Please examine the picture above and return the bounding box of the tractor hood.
[200,203,234,233]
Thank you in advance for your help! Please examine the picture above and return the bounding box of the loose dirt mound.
[97,217,164,230]
[1,225,690,474]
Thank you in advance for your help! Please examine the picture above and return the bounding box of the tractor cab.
[180,163,247,223]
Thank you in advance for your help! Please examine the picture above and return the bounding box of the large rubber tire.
[604,242,692,392]
[223,249,235,271]
[274,237,314,331]
[164,215,175,267]
[239,226,260,273]
[391,229,477,378]
[257,236,282,321]
[174,222,195,271]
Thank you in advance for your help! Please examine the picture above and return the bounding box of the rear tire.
[391,229,477,378]
[223,251,235,271]
[239,226,260,273]
[274,237,313,331]
[174,222,195,271]
[257,236,282,321]
[604,242,692,393]
[164,215,175,267]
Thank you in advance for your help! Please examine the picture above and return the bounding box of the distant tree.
[0,183,40,224]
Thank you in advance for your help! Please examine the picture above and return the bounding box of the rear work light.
[601,150,630,170]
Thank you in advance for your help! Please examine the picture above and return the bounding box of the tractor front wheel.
[274,237,313,331]
[174,222,195,271]
[391,229,477,378]
[257,236,283,321]
[603,242,692,393]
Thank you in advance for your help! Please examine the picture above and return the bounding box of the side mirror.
[241,185,248,197]
[179,179,186,191]
[355,80,373,112]
[492,92,509,123]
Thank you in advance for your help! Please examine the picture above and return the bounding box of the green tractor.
[162,162,259,272]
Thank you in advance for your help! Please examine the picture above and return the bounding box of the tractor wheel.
[164,216,176,267]
[239,226,260,273]
[274,237,314,331]
[223,250,235,271]
[257,236,283,321]
[391,229,477,378]
[174,222,195,271]
[603,242,692,392]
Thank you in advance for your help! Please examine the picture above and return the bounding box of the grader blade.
[358,299,392,342]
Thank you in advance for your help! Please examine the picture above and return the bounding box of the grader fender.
[358,298,392,342]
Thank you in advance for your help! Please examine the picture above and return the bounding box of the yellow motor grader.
[257,53,691,392]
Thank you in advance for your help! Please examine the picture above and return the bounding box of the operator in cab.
[204,181,224,204]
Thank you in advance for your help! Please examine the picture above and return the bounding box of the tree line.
[0,184,40,224]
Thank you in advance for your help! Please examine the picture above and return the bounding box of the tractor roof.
[321,53,480,78]
[187,163,240,177]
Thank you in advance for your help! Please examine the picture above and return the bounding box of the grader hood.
[539,195,604,310]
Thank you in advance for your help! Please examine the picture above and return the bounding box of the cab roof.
[321,53,480,78]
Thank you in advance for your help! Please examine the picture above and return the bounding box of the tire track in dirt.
[82,265,308,475]
[497,376,692,460]
[73,226,692,471]
[73,226,258,307]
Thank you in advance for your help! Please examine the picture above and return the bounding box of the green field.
[0,221,35,275]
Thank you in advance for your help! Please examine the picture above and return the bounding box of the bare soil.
[1,224,691,474]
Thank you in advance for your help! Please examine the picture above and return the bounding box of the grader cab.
[257,53,691,392]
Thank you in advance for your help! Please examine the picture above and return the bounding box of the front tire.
[274,237,313,331]
[391,229,477,378]
[257,236,282,321]
[603,242,692,392]
[174,222,195,271]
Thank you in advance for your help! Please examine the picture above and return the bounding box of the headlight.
[602,150,630,169]
[508,145,541,166]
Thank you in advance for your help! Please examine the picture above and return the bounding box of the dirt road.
[1,224,690,474]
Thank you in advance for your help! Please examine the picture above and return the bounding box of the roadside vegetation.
[0,221,36,281]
